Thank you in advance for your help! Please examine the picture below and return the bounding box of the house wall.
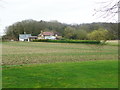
[19,38,24,41]
[19,38,29,41]
[38,37,44,39]
[45,36,56,40]
[38,36,56,40]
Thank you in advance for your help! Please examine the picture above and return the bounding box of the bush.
[32,39,100,44]
[32,39,49,42]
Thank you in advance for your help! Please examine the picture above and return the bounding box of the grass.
[2,41,118,88]
[2,42,118,65]
[2,60,118,88]
[105,40,119,46]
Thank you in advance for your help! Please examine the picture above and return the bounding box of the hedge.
[32,39,101,44]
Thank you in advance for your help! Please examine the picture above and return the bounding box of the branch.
[93,0,119,21]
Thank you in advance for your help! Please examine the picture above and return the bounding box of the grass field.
[2,41,118,88]
[2,42,118,65]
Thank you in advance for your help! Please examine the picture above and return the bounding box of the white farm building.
[19,34,31,41]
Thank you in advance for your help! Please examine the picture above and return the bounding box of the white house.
[19,34,31,41]
[38,31,57,40]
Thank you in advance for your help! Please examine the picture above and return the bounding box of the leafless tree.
[93,0,120,22]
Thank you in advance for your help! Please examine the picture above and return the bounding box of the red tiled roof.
[42,32,54,36]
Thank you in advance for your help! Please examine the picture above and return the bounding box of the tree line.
[2,19,118,41]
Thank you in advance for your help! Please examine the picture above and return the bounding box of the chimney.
[41,31,43,33]
[24,32,26,34]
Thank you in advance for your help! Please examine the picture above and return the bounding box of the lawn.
[3,60,118,88]
[2,41,118,88]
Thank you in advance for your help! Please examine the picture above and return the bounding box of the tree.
[64,26,88,40]
[4,19,118,40]
[94,0,120,21]
[87,28,109,43]
[64,26,76,39]
[74,30,87,40]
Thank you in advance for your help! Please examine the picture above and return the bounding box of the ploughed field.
[2,42,118,65]
[2,41,118,88]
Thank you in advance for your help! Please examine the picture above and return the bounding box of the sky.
[0,0,118,35]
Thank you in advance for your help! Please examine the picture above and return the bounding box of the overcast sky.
[0,0,118,35]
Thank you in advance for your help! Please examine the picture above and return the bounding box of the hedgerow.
[32,39,100,44]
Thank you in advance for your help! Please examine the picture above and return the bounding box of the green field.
[2,42,118,88]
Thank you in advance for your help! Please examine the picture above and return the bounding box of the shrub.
[32,39,49,42]
[32,39,100,44]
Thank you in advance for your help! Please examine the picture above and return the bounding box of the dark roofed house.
[19,34,31,41]
[19,32,38,42]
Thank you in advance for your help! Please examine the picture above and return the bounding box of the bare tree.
[93,0,120,22]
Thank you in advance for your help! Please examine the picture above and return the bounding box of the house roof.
[29,36,37,39]
[42,32,54,36]
[38,32,55,36]
[19,34,31,39]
